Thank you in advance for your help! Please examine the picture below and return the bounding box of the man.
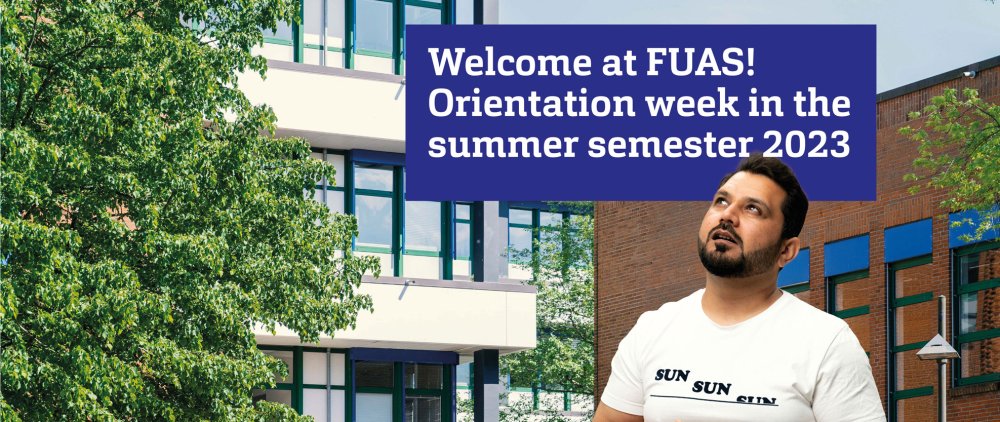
[594,155,885,421]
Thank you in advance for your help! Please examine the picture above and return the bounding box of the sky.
[499,0,1000,93]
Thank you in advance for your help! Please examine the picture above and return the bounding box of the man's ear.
[778,237,801,269]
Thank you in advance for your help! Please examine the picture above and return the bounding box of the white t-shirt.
[601,289,886,422]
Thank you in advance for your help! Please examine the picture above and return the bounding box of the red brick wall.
[594,64,1000,420]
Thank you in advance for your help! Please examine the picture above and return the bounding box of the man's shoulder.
[778,292,851,336]
[633,289,702,327]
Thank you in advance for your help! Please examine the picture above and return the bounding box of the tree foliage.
[502,202,594,419]
[900,87,1000,241]
[1,1,378,420]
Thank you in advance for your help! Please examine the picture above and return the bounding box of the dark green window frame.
[312,148,463,280]
[826,268,872,357]
[258,345,351,417]
[354,361,454,422]
[827,269,871,318]
[262,0,455,74]
[312,148,347,213]
[886,255,935,422]
[507,207,575,273]
[952,240,1000,386]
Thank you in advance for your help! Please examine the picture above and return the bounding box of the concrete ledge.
[363,274,537,294]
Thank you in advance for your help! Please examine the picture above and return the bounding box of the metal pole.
[938,295,946,422]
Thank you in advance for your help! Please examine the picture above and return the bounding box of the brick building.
[594,56,1000,421]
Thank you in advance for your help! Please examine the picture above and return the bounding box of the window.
[827,269,873,353]
[259,0,454,75]
[313,149,471,280]
[312,149,346,214]
[505,204,591,281]
[452,203,473,280]
[355,360,453,422]
[255,347,348,421]
[507,208,535,280]
[825,235,872,354]
[355,163,395,250]
[953,241,1000,386]
[887,256,936,421]
[778,248,810,296]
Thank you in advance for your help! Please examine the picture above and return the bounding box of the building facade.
[237,1,589,420]
[594,57,1000,421]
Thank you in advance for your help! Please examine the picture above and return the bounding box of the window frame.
[262,0,455,74]
[826,268,873,355]
[257,345,351,419]
[951,240,1000,387]
[886,255,935,422]
[313,148,464,280]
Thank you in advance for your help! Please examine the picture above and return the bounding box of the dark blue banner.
[405,25,875,201]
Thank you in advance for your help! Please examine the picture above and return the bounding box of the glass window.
[405,396,442,422]
[510,209,533,225]
[312,151,346,215]
[828,270,872,353]
[406,201,442,253]
[263,350,295,384]
[357,0,394,53]
[357,195,393,248]
[832,276,870,311]
[455,363,471,388]
[456,0,474,24]
[356,164,394,191]
[509,226,533,264]
[252,389,292,406]
[326,0,347,49]
[355,163,395,249]
[263,21,293,43]
[454,203,472,261]
[954,244,1000,385]
[455,219,471,259]
[456,203,470,220]
[539,211,562,253]
[887,257,936,421]
[254,348,348,420]
[406,364,443,389]
[303,0,324,46]
[357,393,393,422]
[356,362,394,388]
[406,5,442,25]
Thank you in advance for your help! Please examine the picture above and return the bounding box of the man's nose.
[719,203,739,227]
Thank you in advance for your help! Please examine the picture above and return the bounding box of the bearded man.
[595,154,886,422]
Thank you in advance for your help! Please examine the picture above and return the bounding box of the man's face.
[697,171,788,278]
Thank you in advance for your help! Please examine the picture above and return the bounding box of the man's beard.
[698,232,784,278]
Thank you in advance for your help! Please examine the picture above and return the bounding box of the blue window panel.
[352,149,405,167]
[885,219,932,263]
[949,206,1000,248]
[778,248,809,288]
[824,235,870,277]
[351,348,458,365]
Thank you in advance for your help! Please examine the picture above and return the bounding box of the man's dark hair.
[718,153,809,239]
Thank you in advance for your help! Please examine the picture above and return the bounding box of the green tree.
[1,1,378,420]
[502,202,594,421]
[900,87,1000,241]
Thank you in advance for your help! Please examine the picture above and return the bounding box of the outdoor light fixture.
[916,334,960,360]
[963,70,977,78]
[916,296,961,422]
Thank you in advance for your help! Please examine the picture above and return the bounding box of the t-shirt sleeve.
[600,314,649,416]
[812,325,887,422]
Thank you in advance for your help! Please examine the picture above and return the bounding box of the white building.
[237,1,586,421]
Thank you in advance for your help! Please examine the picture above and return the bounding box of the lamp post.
[916,295,960,422]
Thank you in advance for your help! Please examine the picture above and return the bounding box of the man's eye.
[715,198,728,206]
[746,205,760,214]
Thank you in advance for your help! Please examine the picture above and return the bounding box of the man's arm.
[812,325,886,422]
[594,401,644,422]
